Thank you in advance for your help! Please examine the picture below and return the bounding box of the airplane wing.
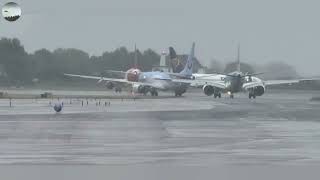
[264,78,320,86]
[64,73,162,89]
[242,78,320,89]
[64,73,132,84]
[105,70,127,75]
[242,81,265,90]
[194,74,221,79]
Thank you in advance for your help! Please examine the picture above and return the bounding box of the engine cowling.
[253,85,265,96]
[203,85,215,96]
[105,81,114,89]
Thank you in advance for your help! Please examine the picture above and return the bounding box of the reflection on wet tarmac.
[0,90,319,165]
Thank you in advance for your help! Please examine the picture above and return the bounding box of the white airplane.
[64,43,196,97]
[169,45,319,99]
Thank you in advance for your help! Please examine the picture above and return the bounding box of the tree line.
[0,38,162,86]
[0,37,318,89]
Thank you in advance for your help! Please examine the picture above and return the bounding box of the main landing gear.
[249,93,256,99]
[214,92,221,98]
[226,91,234,99]
[150,88,158,97]
[115,87,122,93]
[174,88,186,97]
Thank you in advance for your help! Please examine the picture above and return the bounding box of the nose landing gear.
[249,93,256,99]
[214,92,221,98]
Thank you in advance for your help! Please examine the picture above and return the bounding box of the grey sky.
[1,0,319,75]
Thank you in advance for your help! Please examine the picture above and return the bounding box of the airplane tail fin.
[169,47,177,60]
[168,47,178,72]
[134,44,138,68]
[179,42,195,76]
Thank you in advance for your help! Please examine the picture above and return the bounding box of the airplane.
[64,43,196,97]
[168,44,221,82]
[169,45,319,99]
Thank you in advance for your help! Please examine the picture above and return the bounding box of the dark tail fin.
[169,47,177,60]
[169,47,178,72]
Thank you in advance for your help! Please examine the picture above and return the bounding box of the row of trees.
[0,38,162,86]
[1,37,318,89]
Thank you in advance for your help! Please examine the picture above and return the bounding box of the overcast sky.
[1,0,319,75]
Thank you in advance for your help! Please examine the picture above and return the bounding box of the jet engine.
[252,85,265,96]
[203,85,215,96]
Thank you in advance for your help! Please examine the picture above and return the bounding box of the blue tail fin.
[179,42,195,76]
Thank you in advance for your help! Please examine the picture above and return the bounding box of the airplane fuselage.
[199,71,263,94]
[195,72,245,94]
[223,72,264,94]
[223,72,244,94]
[138,71,189,93]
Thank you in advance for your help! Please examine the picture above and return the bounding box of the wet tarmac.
[0,89,320,179]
